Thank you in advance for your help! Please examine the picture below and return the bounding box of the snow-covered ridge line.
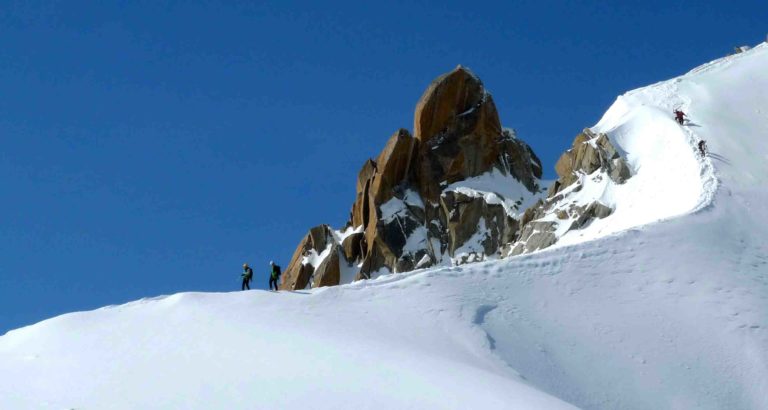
[511,43,749,254]
[622,43,766,98]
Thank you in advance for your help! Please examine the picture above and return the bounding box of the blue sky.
[1,0,765,332]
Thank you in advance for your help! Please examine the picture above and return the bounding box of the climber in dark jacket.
[674,109,687,125]
[241,263,253,290]
[269,261,281,291]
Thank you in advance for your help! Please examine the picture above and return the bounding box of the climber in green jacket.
[241,263,253,290]
[269,261,281,291]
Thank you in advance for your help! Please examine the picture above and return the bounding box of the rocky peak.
[413,66,504,202]
[280,67,545,290]
[413,66,498,142]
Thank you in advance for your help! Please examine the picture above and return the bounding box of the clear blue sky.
[1,0,765,333]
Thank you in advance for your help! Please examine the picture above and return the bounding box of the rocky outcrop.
[413,66,505,202]
[505,129,630,256]
[732,45,751,54]
[311,242,341,288]
[498,129,543,193]
[507,221,558,255]
[278,68,637,288]
[358,196,424,278]
[549,129,630,197]
[440,190,518,258]
[505,198,616,256]
[351,160,376,228]
[369,129,415,204]
[281,225,335,291]
[340,67,543,281]
[280,66,544,289]
[341,232,364,262]
[570,202,613,230]
[346,128,426,278]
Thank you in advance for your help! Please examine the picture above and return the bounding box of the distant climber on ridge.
[241,263,253,290]
[674,109,687,125]
[698,140,708,157]
[269,261,281,291]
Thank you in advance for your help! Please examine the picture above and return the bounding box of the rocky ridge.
[279,67,632,290]
[505,128,631,256]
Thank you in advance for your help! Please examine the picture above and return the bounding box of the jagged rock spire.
[413,66,503,201]
[280,67,544,290]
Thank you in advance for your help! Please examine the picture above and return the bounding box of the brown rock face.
[357,159,377,193]
[569,202,613,231]
[350,129,416,242]
[362,198,424,276]
[498,129,543,192]
[281,66,545,286]
[506,221,559,256]
[440,191,519,258]
[341,232,364,262]
[413,66,503,201]
[369,129,415,204]
[311,243,341,288]
[551,129,631,196]
[351,159,376,229]
[506,129,632,257]
[345,128,429,279]
[280,225,334,290]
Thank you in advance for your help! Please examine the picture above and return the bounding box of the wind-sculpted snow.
[2,44,768,409]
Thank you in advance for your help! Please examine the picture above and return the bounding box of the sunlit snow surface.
[2,45,768,409]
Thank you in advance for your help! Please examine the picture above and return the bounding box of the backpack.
[272,264,282,278]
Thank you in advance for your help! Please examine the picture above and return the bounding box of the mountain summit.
[280,66,545,289]
[278,64,641,290]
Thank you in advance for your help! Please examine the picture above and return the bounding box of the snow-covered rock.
[508,128,631,256]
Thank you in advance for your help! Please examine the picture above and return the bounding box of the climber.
[241,263,253,290]
[698,140,708,157]
[673,109,687,125]
[269,261,281,291]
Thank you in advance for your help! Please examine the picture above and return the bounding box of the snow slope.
[0,290,576,409]
[2,45,768,409]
